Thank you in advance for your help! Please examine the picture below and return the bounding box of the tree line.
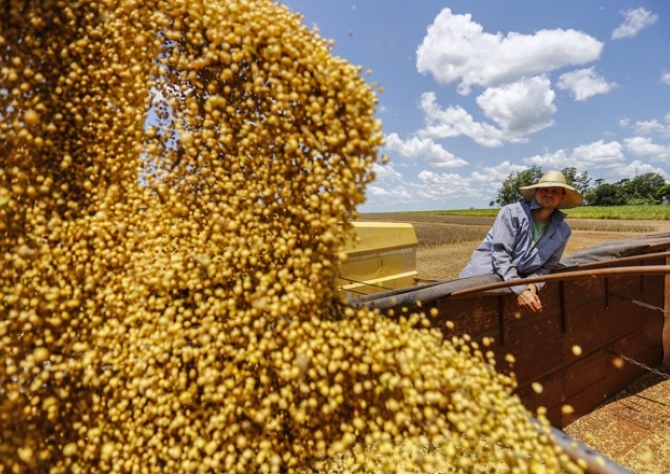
[491,166,670,207]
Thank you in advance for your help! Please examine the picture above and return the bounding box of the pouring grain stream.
[1,0,584,472]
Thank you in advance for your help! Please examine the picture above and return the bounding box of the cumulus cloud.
[370,162,403,182]
[416,171,479,200]
[416,78,556,145]
[416,8,603,95]
[524,149,576,170]
[521,132,670,182]
[366,169,481,208]
[624,137,670,161]
[376,104,391,114]
[572,140,625,166]
[611,7,658,40]
[615,160,667,179]
[470,161,529,184]
[662,71,670,85]
[384,132,468,168]
[620,112,670,137]
[417,92,523,147]
[524,140,624,169]
[366,184,413,202]
[367,162,543,209]
[631,119,668,136]
[413,8,604,145]
[365,164,414,204]
[476,76,556,134]
[556,67,617,101]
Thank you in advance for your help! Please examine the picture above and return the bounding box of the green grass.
[396,205,670,221]
[564,205,670,220]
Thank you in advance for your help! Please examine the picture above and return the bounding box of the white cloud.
[611,7,658,40]
[476,76,556,134]
[417,91,546,148]
[366,169,481,208]
[365,185,392,197]
[524,149,576,169]
[365,164,414,204]
[413,9,605,146]
[384,133,468,168]
[620,112,670,137]
[370,162,403,182]
[662,71,670,85]
[376,104,391,114]
[442,163,558,203]
[614,160,667,180]
[516,137,670,194]
[632,119,668,136]
[470,161,529,185]
[416,78,555,145]
[624,137,670,162]
[556,67,617,101]
[524,140,624,169]
[416,8,603,95]
[366,184,413,202]
[417,170,461,184]
[572,140,625,166]
[417,92,520,147]
[618,117,631,129]
[416,171,479,200]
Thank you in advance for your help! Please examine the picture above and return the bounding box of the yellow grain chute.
[337,222,418,298]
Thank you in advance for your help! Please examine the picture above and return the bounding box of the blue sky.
[279,0,670,211]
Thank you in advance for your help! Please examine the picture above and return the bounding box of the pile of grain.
[0,1,583,472]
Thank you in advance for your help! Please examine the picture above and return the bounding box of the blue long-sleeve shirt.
[458,199,571,295]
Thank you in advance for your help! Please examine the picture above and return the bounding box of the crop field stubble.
[359,212,670,281]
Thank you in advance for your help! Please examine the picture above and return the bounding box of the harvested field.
[358,214,670,281]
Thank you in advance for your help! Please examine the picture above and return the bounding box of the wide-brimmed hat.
[518,170,583,209]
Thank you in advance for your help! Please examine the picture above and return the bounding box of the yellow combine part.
[338,222,418,298]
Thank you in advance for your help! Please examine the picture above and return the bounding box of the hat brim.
[518,182,583,209]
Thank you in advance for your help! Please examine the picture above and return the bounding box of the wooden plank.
[434,293,502,338]
[517,351,609,429]
[516,369,564,414]
[562,299,608,356]
[563,351,608,400]
[560,381,610,427]
[500,307,563,385]
[563,278,606,338]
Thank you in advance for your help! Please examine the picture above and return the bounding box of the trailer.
[347,232,670,473]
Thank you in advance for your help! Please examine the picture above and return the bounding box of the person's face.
[535,187,566,209]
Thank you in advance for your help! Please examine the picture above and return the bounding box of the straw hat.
[518,170,583,209]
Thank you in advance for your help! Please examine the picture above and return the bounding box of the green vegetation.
[493,166,668,207]
[565,205,670,220]
[492,166,591,207]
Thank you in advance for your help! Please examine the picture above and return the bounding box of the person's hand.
[517,284,542,314]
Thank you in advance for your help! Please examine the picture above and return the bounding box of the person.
[459,170,583,314]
